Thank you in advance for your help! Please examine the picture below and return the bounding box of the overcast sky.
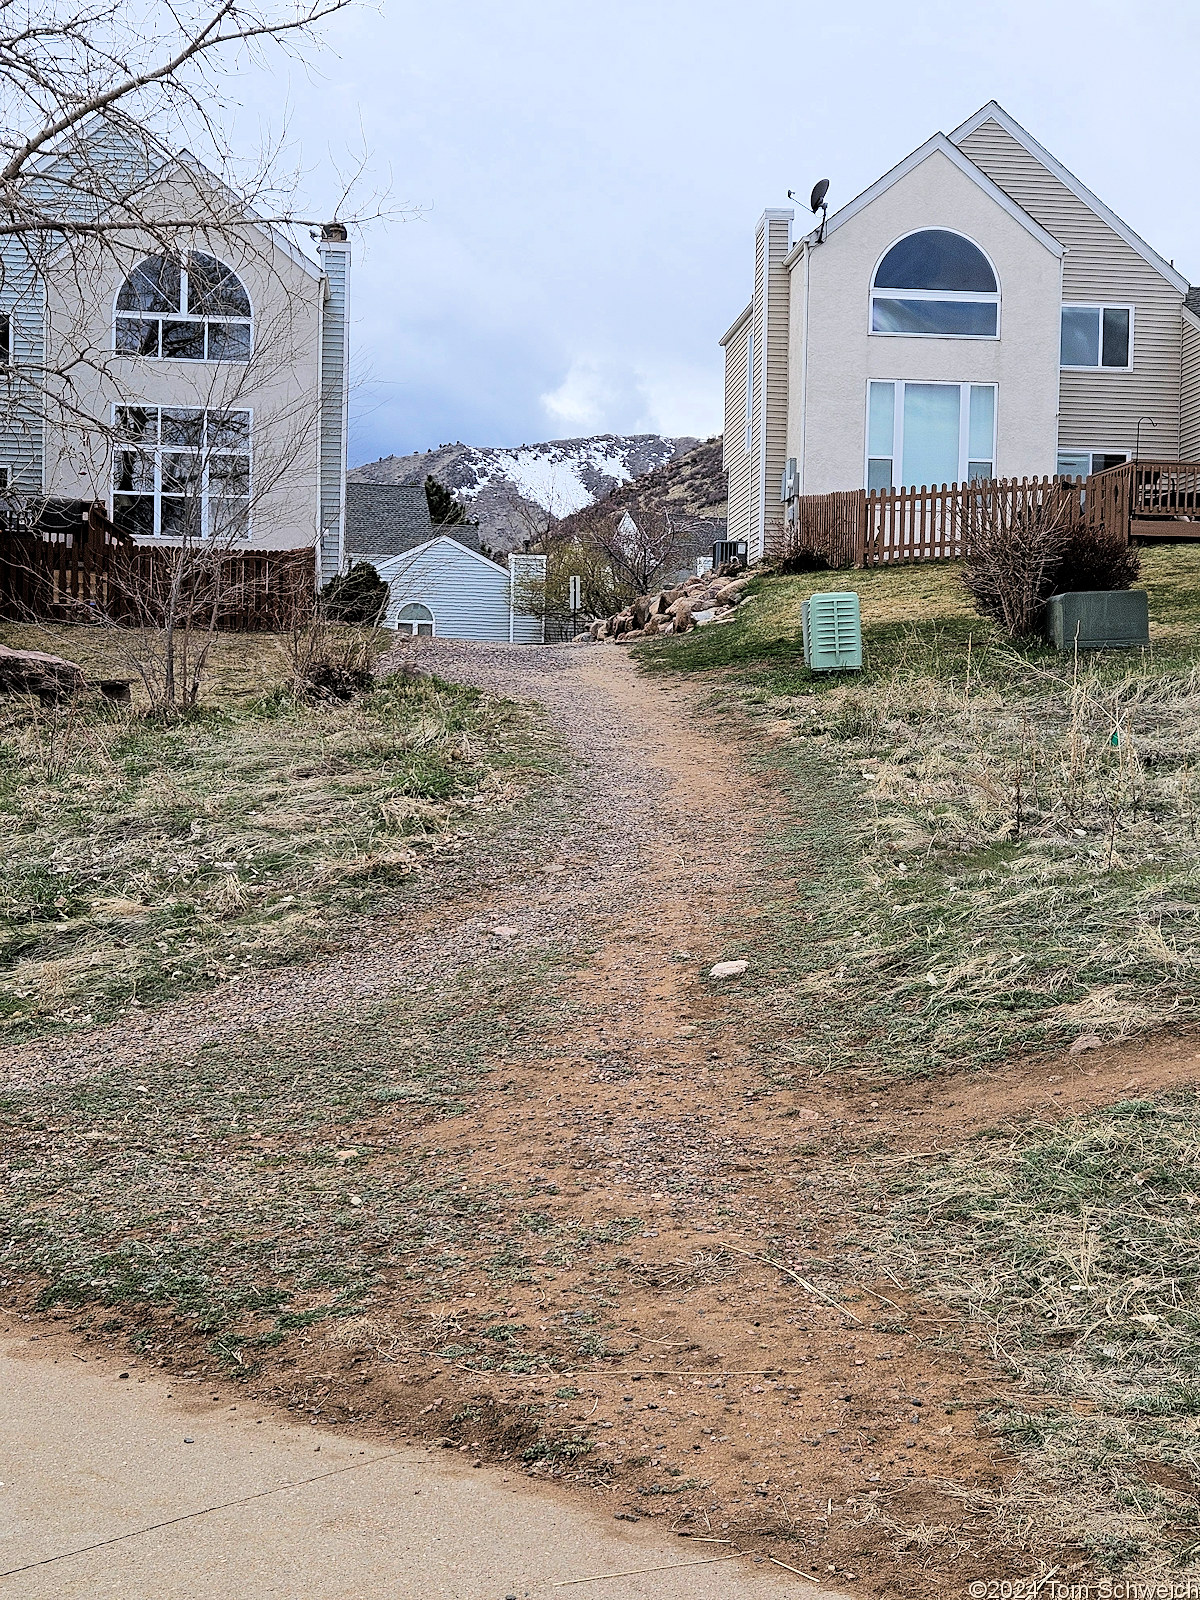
[227,0,1200,467]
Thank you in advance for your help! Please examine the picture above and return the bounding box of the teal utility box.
[802,591,863,671]
[1044,589,1149,651]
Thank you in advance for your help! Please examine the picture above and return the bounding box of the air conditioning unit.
[802,591,863,671]
[712,539,749,570]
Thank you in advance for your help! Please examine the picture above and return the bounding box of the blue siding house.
[373,536,545,642]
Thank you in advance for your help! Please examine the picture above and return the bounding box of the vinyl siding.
[760,215,791,557]
[722,309,752,546]
[375,537,515,642]
[508,553,547,643]
[317,242,349,585]
[1182,313,1200,461]
[957,118,1184,458]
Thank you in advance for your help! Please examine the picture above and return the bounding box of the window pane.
[209,454,250,497]
[113,449,153,493]
[116,256,181,313]
[207,410,251,449]
[0,314,10,363]
[187,254,252,317]
[1102,308,1130,367]
[206,321,252,361]
[1057,452,1090,479]
[161,454,202,494]
[868,382,894,456]
[116,317,159,356]
[112,494,154,539]
[875,230,997,293]
[161,408,204,447]
[209,498,250,540]
[872,298,996,336]
[968,461,993,481]
[160,497,201,538]
[968,385,995,461]
[1061,306,1100,366]
[867,457,893,491]
[1092,453,1128,473]
[115,406,157,444]
[902,383,960,488]
[161,320,205,359]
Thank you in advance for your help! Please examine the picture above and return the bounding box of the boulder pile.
[581,567,752,643]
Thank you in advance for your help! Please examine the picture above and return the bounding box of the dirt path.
[4,640,1199,1598]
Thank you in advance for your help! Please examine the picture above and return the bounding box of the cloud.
[540,355,722,440]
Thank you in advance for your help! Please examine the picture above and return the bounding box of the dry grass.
[0,624,537,1037]
[886,1097,1200,1573]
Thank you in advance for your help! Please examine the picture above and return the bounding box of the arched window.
[871,230,999,337]
[395,602,434,637]
[115,252,252,361]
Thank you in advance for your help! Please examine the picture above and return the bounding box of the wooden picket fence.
[0,501,315,629]
[778,460,1200,569]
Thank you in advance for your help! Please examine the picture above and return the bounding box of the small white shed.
[373,535,546,642]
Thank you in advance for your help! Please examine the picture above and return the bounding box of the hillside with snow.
[348,434,698,550]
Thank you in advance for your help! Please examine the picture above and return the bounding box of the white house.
[722,101,1200,560]
[6,115,350,584]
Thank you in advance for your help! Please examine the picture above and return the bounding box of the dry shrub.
[1051,520,1142,595]
[962,492,1141,638]
[960,492,1075,638]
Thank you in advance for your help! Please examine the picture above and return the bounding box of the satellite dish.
[809,178,830,214]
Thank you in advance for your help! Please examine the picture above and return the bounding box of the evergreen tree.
[424,475,467,526]
[321,562,389,624]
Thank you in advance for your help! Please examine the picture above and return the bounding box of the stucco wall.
[42,170,323,552]
[795,148,1063,495]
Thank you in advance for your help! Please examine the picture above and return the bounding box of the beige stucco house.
[7,118,350,582]
[722,102,1200,560]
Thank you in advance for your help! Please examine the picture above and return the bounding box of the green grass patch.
[0,629,540,1038]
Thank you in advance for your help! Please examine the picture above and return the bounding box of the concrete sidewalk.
[0,1332,843,1600]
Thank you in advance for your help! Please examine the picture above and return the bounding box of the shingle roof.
[345,482,480,559]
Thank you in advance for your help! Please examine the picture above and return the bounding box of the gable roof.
[796,132,1065,259]
[346,482,483,560]
[375,532,509,580]
[949,101,1189,296]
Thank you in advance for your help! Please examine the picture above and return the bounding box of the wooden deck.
[780,460,1200,568]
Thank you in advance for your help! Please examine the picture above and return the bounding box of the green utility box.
[802,591,863,671]
[1043,589,1149,651]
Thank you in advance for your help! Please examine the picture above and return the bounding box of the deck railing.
[778,461,1200,569]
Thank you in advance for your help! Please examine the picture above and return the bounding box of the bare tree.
[572,499,683,602]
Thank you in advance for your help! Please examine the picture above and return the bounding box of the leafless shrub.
[960,491,1076,638]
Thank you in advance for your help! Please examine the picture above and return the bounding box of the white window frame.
[1060,303,1134,371]
[1056,449,1130,479]
[864,380,998,491]
[110,403,253,541]
[395,602,435,637]
[869,229,1001,342]
[112,253,253,364]
[743,330,754,453]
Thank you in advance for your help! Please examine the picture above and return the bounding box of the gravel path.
[0,640,745,1090]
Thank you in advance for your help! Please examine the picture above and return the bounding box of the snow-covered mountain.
[348,434,698,551]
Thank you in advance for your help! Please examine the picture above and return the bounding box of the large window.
[115,253,252,362]
[395,603,434,637]
[867,381,996,490]
[1060,304,1132,369]
[871,229,999,338]
[111,405,251,540]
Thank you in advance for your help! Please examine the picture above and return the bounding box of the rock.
[632,594,654,629]
[1069,1034,1104,1053]
[0,644,87,701]
[691,607,716,625]
[710,960,749,979]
